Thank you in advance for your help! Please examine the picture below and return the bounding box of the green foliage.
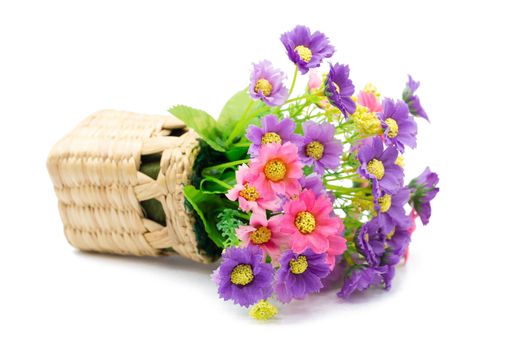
[217,209,246,247]
[217,89,265,136]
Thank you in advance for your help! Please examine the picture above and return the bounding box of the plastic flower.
[274,249,331,303]
[226,164,279,215]
[308,68,323,91]
[402,75,429,121]
[215,246,274,307]
[325,63,356,118]
[280,190,344,254]
[408,167,440,225]
[246,115,300,156]
[298,121,343,174]
[249,300,278,320]
[382,225,411,266]
[357,136,404,194]
[250,142,303,198]
[375,188,411,233]
[356,218,386,266]
[280,25,335,74]
[379,98,417,152]
[249,60,288,106]
[299,173,325,197]
[358,90,382,113]
[337,266,386,299]
[236,212,287,262]
[326,233,347,270]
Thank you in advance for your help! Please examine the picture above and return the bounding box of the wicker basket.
[47,110,211,263]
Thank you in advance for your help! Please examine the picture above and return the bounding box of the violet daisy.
[382,225,411,266]
[249,60,288,106]
[408,167,440,225]
[214,246,274,307]
[355,218,386,267]
[337,266,386,299]
[246,115,300,156]
[298,121,343,174]
[357,136,404,194]
[274,249,331,303]
[375,187,411,233]
[324,63,356,118]
[379,98,418,153]
[402,75,429,121]
[280,25,335,74]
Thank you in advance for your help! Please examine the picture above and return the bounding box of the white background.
[1,0,524,349]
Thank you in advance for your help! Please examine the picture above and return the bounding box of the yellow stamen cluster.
[378,194,392,213]
[289,255,308,274]
[364,82,381,98]
[239,183,259,201]
[367,159,385,180]
[261,132,282,145]
[306,141,325,160]
[294,45,313,63]
[385,118,399,138]
[250,226,272,245]
[395,155,405,168]
[351,104,382,136]
[230,264,254,286]
[294,211,316,234]
[254,78,273,97]
[264,159,287,182]
[249,300,278,320]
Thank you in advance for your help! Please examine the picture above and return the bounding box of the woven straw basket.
[47,110,211,263]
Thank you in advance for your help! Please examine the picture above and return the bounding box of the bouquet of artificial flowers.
[169,25,439,320]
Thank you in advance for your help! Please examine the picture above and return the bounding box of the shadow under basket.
[47,110,213,263]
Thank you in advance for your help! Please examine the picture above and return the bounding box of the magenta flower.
[379,98,417,153]
[357,136,404,194]
[408,167,440,225]
[249,60,288,106]
[358,90,382,113]
[274,249,331,303]
[214,246,274,307]
[325,63,356,118]
[246,115,301,156]
[298,121,343,174]
[280,25,335,74]
[403,75,429,121]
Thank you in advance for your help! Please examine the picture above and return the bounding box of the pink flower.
[280,190,343,255]
[236,212,287,262]
[250,142,303,198]
[308,68,323,91]
[326,234,347,269]
[226,164,279,215]
[358,91,382,113]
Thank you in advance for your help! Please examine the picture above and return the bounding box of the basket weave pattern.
[47,110,210,263]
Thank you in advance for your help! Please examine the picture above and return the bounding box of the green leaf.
[217,89,264,135]
[183,185,235,248]
[217,209,244,247]
[169,105,226,152]
[200,170,235,194]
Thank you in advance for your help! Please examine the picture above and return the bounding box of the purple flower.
[357,136,404,194]
[337,266,386,299]
[409,167,440,225]
[246,115,300,156]
[249,60,288,107]
[280,25,335,74]
[274,249,331,303]
[299,173,325,197]
[382,226,411,266]
[325,63,356,118]
[298,121,343,174]
[375,187,411,233]
[402,75,429,121]
[379,98,418,153]
[356,218,386,267]
[215,246,274,307]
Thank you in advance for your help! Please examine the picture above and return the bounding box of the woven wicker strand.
[47,110,211,263]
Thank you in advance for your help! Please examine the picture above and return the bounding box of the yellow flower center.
[385,118,399,138]
[395,155,405,168]
[306,141,325,160]
[261,132,282,145]
[239,183,259,201]
[250,226,272,245]
[289,255,308,274]
[254,78,273,97]
[264,159,287,182]
[378,194,392,213]
[230,264,254,286]
[249,300,278,320]
[351,104,382,136]
[386,229,395,240]
[294,211,316,234]
[367,159,385,180]
[294,45,312,63]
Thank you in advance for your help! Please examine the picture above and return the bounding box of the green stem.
[204,176,233,190]
[288,66,299,98]
[284,95,307,105]
[325,184,370,194]
[202,159,249,173]
[226,100,255,146]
